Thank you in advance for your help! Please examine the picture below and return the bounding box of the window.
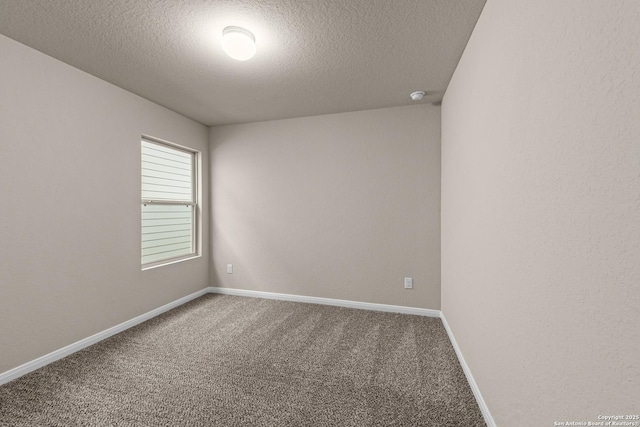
[141,137,198,267]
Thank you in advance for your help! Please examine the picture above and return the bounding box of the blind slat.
[142,223,191,233]
[142,176,191,188]
[142,161,191,174]
[142,229,192,242]
[142,141,191,159]
[143,242,192,256]
[141,191,193,202]
[142,157,191,171]
[142,182,192,193]
[142,248,193,265]
[143,212,192,220]
[142,146,192,162]
[143,170,191,183]
[142,235,191,248]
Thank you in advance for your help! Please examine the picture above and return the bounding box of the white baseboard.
[0,288,210,386]
[440,313,496,427]
[207,286,441,318]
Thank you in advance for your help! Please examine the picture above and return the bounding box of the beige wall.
[210,105,441,309]
[442,1,640,425]
[0,35,209,373]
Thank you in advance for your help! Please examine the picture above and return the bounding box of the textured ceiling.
[0,0,485,126]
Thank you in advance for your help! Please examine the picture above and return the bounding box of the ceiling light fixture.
[410,91,426,101]
[222,26,256,61]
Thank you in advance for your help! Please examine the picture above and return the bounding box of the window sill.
[141,254,201,271]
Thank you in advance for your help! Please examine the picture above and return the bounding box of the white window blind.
[141,139,197,266]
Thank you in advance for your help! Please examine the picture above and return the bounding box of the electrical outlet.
[227,264,233,274]
[404,277,413,289]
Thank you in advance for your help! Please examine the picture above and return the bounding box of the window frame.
[141,135,200,270]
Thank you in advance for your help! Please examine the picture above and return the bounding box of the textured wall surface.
[0,0,484,125]
[0,35,210,374]
[442,0,640,425]
[210,105,441,309]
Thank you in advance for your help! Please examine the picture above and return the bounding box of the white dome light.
[222,26,256,61]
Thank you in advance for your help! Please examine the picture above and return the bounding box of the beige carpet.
[0,294,486,426]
